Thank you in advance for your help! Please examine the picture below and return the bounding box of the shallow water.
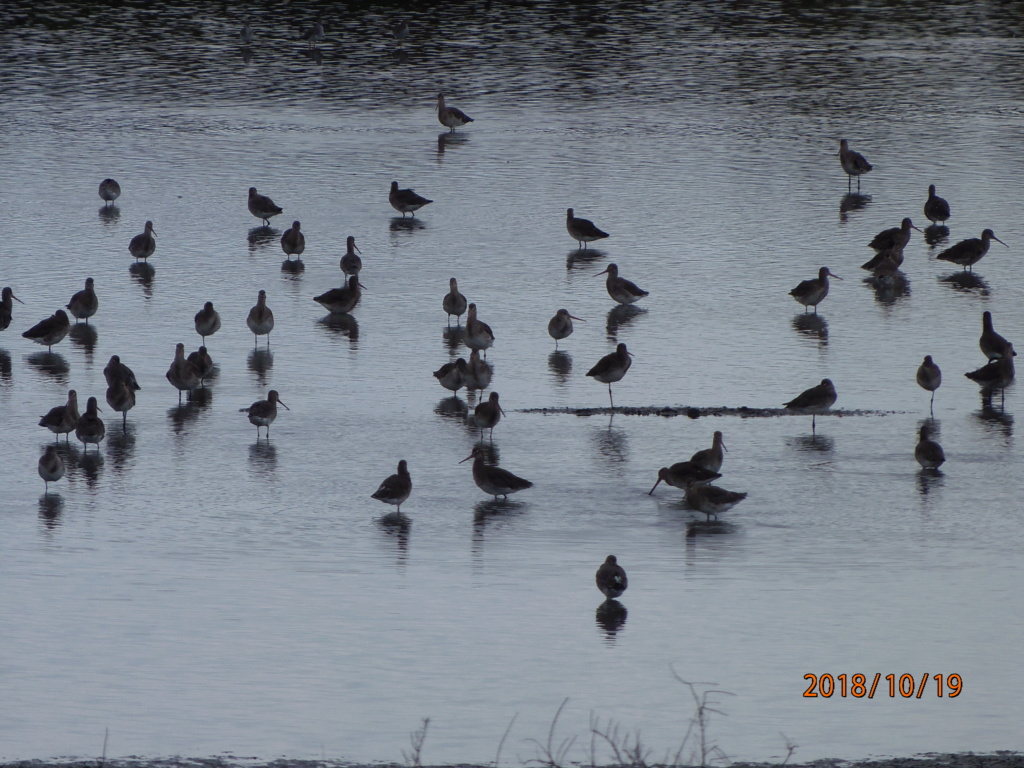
[2,0,1024,764]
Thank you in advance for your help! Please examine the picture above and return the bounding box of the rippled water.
[2,1,1024,764]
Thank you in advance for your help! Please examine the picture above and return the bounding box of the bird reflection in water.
[786,432,835,454]
[924,224,949,246]
[166,403,198,438]
[595,600,627,641]
[548,350,572,385]
[281,258,305,276]
[0,348,11,382]
[940,271,989,296]
[319,313,359,345]
[303,47,324,64]
[26,351,70,382]
[839,192,871,221]
[473,497,525,525]
[377,512,411,564]
[865,271,910,305]
[38,494,64,529]
[390,217,426,233]
[247,226,277,253]
[248,439,278,474]
[106,423,137,476]
[442,325,464,352]
[436,131,469,157]
[248,348,273,385]
[69,324,99,356]
[976,389,1014,438]
[241,47,253,64]
[566,248,606,270]
[434,395,468,421]
[606,304,645,341]
[685,518,737,539]
[592,421,628,466]
[167,399,204,436]
[791,313,828,345]
[190,386,214,407]
[98,205,120,224]
[129,262,155,298]
[78,450,104,489]
[916,469,945,499]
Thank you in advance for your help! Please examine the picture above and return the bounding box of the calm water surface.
[2,1,1024,763]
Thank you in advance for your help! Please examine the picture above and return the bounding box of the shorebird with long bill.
[460,446,532,499]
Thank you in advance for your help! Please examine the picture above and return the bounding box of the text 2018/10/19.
[803,673,962,698]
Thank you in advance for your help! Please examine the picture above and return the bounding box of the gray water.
[2,1,1023,763]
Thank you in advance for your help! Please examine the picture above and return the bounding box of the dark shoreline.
[4,753,1023,768]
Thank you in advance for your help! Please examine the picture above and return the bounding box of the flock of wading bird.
[790,139,1017,473]
[7,109,1018,593]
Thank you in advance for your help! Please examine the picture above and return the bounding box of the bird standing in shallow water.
[597,263,647,305]
[915,425,945,470]
[648,463,721,495]
[39,390,79,442]
[75,396,106,452]
[240,21,254,45]
[980,311,1016,361]
[923,184,950,225]
[99,178,121,206]
[460,446,532,499]
[916,356,941,410]
[38,445,65,493]
[690,431,726,474]
[838,139,872,189]
[465,303,495,354]
[587,343,633,408]
[188,346,214,383]
[104,355,141,391]
[23,310,70,351]
[194,301,221,342]
[248,187,282,226]
[280,221,305,261]
[66,277,99,324]
[868,218,921,253]
[314,277,364,315]
[0,286,25,331]
[685,481,747,521]
[465,349,492,391]
[937,229,1007,272]
[566,208,609,249]
[302,21,324,48]
[340,236,362,279]
[166,343,200,402]
[242,390,289,439]
[372,460,412,513]
[596,555,628,599]
[474,391,505,440]
[247,290,274,346]
[437,93,474,132]
[790,267,840,313]
[433,358,467,393]
[391,20,409,47]
[106,377,135,428]
[548,308,583,347]
[443,278,467,325]
[128,221,156,261]
[389,181,432,217]
[965,348,1015,390]
[784,378,837,432]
